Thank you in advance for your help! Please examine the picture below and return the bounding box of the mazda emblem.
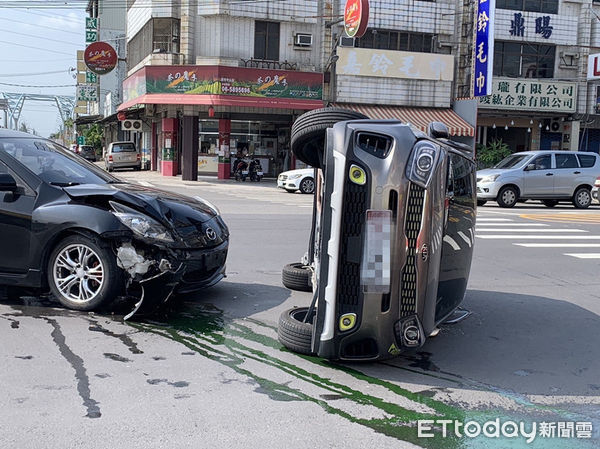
[205,227,217,241]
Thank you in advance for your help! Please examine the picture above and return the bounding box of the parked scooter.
[248,158,263,182]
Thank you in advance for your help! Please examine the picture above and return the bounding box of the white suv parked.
[477,151,600,208]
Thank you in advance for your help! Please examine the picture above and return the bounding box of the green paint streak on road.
[129,306,597,449]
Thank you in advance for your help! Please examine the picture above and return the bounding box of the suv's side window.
[0,160,35,197]
[555,153,578,169]
[577,154,597,168]
[531,155,552,170]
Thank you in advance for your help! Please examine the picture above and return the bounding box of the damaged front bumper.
[114,239,228,320]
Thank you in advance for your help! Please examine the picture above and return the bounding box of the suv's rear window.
[111,143,136,152]
[577,153,597,168]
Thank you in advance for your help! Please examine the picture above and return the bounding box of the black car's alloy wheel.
[48,235,122,311]
[278,307,315,355]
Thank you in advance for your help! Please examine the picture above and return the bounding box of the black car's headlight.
[110,201,174,243]
[406,141,440,188]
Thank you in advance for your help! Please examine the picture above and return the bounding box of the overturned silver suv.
[278,109,476,361]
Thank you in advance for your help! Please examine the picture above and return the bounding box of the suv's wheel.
[291,108,368,169]
[282,263,312,292]
[497,186,518,208]
[299,177,315,194]
[573,187,592,209]
[278,307,315,355]
[542,199,559,208]
[48,235,123,311]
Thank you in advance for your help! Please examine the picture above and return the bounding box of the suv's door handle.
[574,171,581,174]
[546,173,553,176]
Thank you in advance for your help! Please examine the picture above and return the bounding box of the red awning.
[118,94,323,112]
[332,103,474,137]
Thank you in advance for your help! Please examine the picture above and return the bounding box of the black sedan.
[0,129,228,318]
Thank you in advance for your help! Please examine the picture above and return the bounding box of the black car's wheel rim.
[53,244,105,303]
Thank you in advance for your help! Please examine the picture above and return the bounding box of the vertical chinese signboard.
[473,0,495,97]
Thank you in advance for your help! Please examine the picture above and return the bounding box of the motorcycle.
[233,157,250,181]
[248,158,264,182]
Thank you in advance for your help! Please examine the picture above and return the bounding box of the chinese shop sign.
[123,66,323,103]
[77,85,98,102]
[473,0,495,96]
[84,41,117,75]
[510,13,553,39]
[344,0,369,38]
[478,78,576,113]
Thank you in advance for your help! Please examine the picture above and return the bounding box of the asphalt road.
[1,171,599,449]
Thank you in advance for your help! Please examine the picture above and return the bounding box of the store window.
[254,21,280,61]
[496,0,558,14]
[494,41,555,78]
[356,29,434,53]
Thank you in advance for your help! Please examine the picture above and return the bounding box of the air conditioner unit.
[122,119,142,131]
[294,33,313,47]
[339,36,355,47]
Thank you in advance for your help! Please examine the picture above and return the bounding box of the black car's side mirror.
[428,122,449,139]
[524,164,535,171]
[0,173,18,192]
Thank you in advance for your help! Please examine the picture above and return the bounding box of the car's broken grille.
[336,168,367,312]
[400,183,425,317]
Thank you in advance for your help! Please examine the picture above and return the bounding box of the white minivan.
[477,151,600,208]
[105,141,141,172]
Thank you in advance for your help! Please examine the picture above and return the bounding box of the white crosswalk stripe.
[476,223,548,227]
[515,243,600,248]
[478,235,600,239]
[565,253,600,259]
[477,228,586,233]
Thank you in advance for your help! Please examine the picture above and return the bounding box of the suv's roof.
[109,141,135,145]
[512,150,597,156]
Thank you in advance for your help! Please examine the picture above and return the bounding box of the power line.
[0,69,73,77]
[0,81,76,87]
[0,28,83,47]
[0,39,77,56]
[0,16,82,35]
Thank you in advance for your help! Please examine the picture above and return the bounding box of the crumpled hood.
[63,182,217,228]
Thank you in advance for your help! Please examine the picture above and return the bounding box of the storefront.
[118,65,323,179]
[478,78,579,153]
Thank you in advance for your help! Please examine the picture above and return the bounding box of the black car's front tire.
[278,307,315,355]
[47,234,123,311]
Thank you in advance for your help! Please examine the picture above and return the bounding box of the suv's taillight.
[137,154,141,161]
[108,155,113,162]
[595,176,600,187]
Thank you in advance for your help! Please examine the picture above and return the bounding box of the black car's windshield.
[112,143,136,152]
[0,137,120,185]
[494,154,529,169]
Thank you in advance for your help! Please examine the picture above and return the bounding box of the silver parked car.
[105,141,141,172]
[477,151,600,208]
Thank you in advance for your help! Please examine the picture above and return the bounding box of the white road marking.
[476,228,586,233]
[476,223,548,227]
[457,231,472,247]
[476,218,514,222]
[565,253,600,259]
[477,235,600,239]
[515,243,600,248]
[443,235,461,250]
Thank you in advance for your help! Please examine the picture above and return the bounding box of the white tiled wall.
[336,75,452,107]
[494,9,579,45]
[199,0,318,23]
[127,0,177,40]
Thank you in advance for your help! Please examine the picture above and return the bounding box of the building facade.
[477,0,600,154]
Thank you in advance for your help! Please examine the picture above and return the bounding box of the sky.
[0,5,86,137]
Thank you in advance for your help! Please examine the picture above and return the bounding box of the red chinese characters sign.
[123,66,323,103]
[84,41,117,75]
[344,0,369,38]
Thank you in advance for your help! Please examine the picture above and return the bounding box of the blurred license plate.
[257,171,263,176]
[361,210,391,294]
[242,170,249,175]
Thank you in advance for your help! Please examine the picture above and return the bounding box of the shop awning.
[118,94,323,112]
[331,103,474,137]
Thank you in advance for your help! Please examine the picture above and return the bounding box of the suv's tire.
[291,108,368,169]
[542,199,559,208]
[47,234,123,311]
[573,187,592,209]
[278,307,315,355]
[282,263,312,292]
[497,186,518,208]
[299,177,315,194]
[477,200,487,207]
